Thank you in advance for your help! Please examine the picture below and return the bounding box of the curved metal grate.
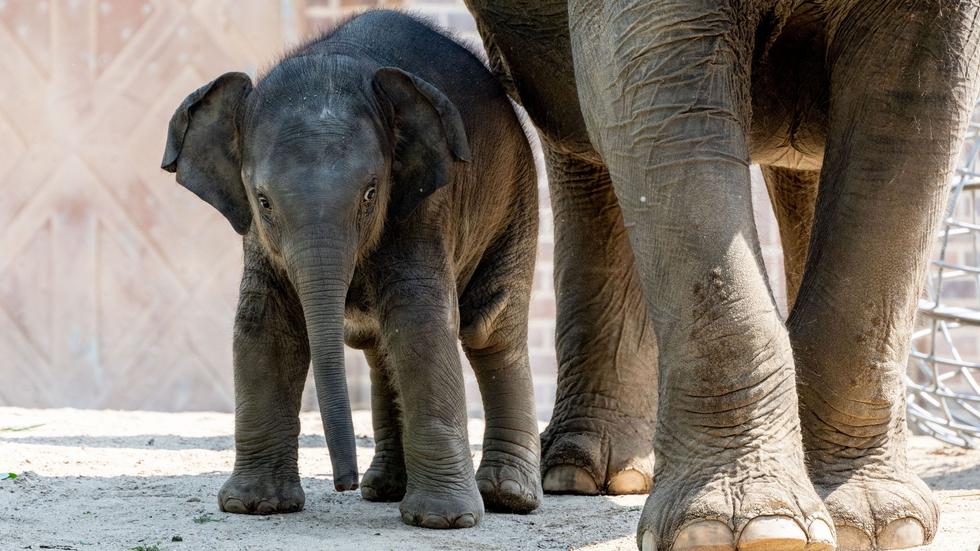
[907,99,980,449]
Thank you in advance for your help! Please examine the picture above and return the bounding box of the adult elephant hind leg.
[360,348,407,502]
[540,145,657,496]
[219,234,309,515]
[567,1,833,549]
[792,4,980,550]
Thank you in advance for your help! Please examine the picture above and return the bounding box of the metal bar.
[908,101,980,449]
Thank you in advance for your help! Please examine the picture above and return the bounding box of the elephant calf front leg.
[219,243,310,515]
[381,278,483,529]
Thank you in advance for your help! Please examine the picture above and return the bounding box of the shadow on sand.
[1,471,643,551]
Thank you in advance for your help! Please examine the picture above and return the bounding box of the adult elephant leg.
[219,233,309,515]
[792,4,980,550]
[360,348,407,502]
[541,144,657,496]
[760,166,819,309]
[567,1,833,549]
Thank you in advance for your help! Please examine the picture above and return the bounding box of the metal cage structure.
[908,99,980,449]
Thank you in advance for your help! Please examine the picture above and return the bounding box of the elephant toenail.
[606,469,650,495]
[807,518,836,549]
[401,510,416,525]
[221,497,245,513]
[835,525,872,551]
[878,518,925,550]
[255,500,276,515]
[477,478,496,495]
[738,516,806,550]
[420,514,451,529]
[640,530,657,551]
[542,465,598,495]
[455,513,477,528]
[673,520,734,551]
[499,480,522,495]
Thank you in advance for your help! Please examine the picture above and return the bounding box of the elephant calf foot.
[540,414,655,495]
[811,461,938,550]
[399,483,484,529]
[476,450,542,514]
[218,472,305,515]
[361,456,407,502]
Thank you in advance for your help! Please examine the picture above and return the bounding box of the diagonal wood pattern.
[0,0,393,411]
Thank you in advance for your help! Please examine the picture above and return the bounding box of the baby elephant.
[160,10,540,528]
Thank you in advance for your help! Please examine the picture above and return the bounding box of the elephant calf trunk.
[294,267,360,492]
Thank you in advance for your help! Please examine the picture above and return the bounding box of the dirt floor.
[1,408,978,551]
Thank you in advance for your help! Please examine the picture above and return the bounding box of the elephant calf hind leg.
[360,348,407,502]
[462,286,542,514]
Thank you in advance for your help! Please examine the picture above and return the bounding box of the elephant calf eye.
[258,195,271,210]
[363,186,377,203]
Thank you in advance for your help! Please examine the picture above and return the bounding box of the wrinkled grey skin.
[160,11,540,529]
[465,1,980,549]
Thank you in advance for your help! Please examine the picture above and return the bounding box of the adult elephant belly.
[748,108,827,171]
[748,9,829,172]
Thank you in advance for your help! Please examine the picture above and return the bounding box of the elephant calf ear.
[161,72,253,235]
[373,67,471,221]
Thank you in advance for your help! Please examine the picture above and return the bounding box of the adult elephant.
[463,1,980,550]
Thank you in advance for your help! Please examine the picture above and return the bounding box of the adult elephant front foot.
[218,472,305,515]
[633,367,836,551]
[540,414,655,495]
[816,472,937,551]
[627,306,835,550]
[800,387,938,550]
[636,457,835,551]
[399,483,484,529]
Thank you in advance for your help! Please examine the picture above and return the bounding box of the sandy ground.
[0,409,978,551]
